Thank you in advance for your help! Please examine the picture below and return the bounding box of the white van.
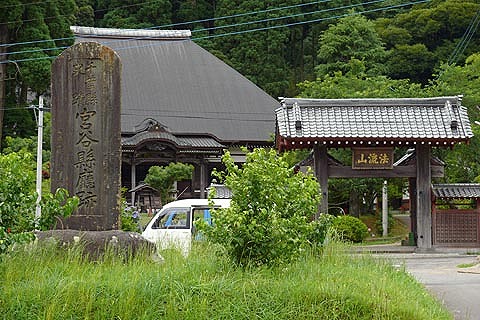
[141,198,230,254]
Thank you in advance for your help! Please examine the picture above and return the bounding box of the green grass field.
[0,242,451,320]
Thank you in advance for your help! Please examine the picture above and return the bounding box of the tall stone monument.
[51,42,121,230]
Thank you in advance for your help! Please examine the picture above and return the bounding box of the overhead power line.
[0,0,52,9]
[447,8,480,65]
[0,0,333,31]
[0,0,428,65]
[1,0,389,57]
[117,1,431,49]
[194,0,388,34]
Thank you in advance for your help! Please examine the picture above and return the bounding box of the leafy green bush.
[332,215,369,243]
[0,152,78,254]
[198,148,320,267]
[307,213,336,246]
[121,205,141,232]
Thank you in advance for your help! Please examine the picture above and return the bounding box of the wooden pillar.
[416,144,432,250]
[131,163,136,206]
[314,145,329,218]
[199,159,206,199]
[408,177,417,244]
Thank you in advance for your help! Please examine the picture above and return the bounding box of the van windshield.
[152,207,190,229]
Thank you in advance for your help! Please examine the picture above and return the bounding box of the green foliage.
[428,53,480,182]
[307,213,336,246]
[40,188,79,230]
[299,61,424,99]
[199,148,320,267]
[316,14,388,77]
[0,152,36,231]
[387,43,435,83]
[144,162,193,205]
[74,0,95,26]
[0,152,78,253]
[120,205,140,232]
[3,135,51,163]
[332,215,369,243]
[97,0,172,28]
[377,0,480,83]
[0,227,35,254]
[2,107,37,142]
[213,0,294,97]
[118,188,140,232]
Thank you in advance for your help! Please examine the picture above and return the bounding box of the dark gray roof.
[433,184,480,199]
[276,96,473,149]
[71,26,279,143]
[121,129,225,150]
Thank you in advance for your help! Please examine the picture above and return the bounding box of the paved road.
[385,254,480,320]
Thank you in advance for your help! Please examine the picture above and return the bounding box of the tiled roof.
[433,184,480,199]
[122,130,225,149]
[72,26,278,144]
[276,96,473,149]
[179,136,226,149]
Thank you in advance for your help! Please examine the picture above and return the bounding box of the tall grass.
[0,242,451,320]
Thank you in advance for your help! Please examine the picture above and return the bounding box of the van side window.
[192,208,213,240]
[152,207,190,229]
[192,208,212,225]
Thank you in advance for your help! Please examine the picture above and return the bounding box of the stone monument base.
[34,229,161,262]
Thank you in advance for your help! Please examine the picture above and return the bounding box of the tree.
[429,53,480,119]
[428,53,480,183]
[0,0,23,149]
[75,0,95,26]
[198,148,320,267]
[0,0,76,149]
[299,59,424,99]
[376,0,480,83]
[316,14,388,77]
[213,0,299,98]
[387,44,435,83]
[144,162,194,206]
[96,0,172,28]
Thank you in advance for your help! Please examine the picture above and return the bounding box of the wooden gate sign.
[352,147,394,169]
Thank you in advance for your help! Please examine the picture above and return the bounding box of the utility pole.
[35,96,44,226]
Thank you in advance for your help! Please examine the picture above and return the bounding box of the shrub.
[0,152,78,254]
[121,205,141,232]
[332,215,369,243]
[198,148,320,268]
[307,213,336,246]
